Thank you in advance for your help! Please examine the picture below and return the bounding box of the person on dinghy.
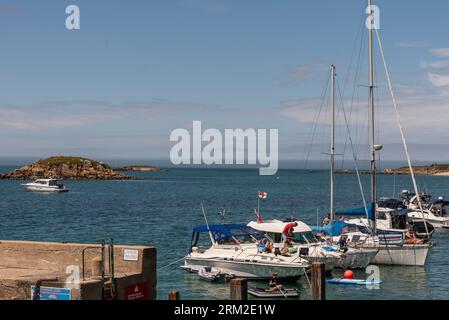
[268,273,284,292]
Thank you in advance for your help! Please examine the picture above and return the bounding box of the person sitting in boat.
[268,273,284,292]
[405,228,424,245]
[257,239,266,253]
[282,222,298,245]
[323,214,331,225]
[337,235,349,253]
[264,241,273,253]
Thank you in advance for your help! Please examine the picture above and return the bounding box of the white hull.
[23,185,68,192]
[409,216,449,229]
[367,244,430,266]
[337,248,379,269]
[184,257,307,279]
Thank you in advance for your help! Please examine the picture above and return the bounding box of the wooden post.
[230,278,248,300]
[311,263,326,300]
[168,291,180,300]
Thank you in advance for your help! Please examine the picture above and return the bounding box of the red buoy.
[344,270,354,279]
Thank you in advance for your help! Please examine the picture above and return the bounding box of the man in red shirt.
[282,222,298,245]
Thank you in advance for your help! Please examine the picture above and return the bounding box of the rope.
[157,257,185,271]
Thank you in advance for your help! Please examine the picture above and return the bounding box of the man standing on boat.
[282,222,298,245]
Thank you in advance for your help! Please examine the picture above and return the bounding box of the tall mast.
[368,0,377,233]
[330,65,336,221]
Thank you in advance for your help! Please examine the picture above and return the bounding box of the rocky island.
[0,156,137,180]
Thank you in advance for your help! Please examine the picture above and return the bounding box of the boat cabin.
[189,224,264,251]
[247,220,318,244]
[429,198,449,217]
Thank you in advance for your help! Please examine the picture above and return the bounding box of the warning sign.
[125,282,148,300]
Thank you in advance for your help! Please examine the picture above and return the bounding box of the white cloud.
[427,73,449,87]
[429,48,449,57]
[421,58,449,87]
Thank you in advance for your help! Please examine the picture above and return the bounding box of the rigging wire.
[337,79,372,232]
[340,19,366,170]
[302,73,331,170]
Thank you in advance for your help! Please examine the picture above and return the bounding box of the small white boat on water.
[182,224,310,280]
[198,266,222,282]
[22,179,68,192]
[248,287,300,298]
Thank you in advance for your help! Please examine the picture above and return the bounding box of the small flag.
[259,191,267,200]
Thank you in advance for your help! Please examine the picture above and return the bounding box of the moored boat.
[22,179,68,192]
[182,224,310,280]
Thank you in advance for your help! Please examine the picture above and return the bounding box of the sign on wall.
[31,286,72,300]
[123,249,139,261]
[125,282,148,300]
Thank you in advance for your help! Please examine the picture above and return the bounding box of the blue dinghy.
[326,278,383,285]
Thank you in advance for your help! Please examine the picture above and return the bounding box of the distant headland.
[0,156,160,180]
[113,165,161,172]
[336,163,449,176]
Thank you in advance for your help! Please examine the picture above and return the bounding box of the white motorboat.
[402,191,449,229]
[346,199,434,239]
[22,179,68,192]
[248,220,341,271]
[182,224,310,279]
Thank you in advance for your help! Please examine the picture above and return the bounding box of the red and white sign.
[258,191,267,199]
[125,282,148,300]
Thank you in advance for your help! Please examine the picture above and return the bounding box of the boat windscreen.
[293,232,318,244]
[192,224,264,243]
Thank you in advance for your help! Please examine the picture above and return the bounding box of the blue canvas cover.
[310,220,350,237]
[192,224,263,242]
[336,202,375,221]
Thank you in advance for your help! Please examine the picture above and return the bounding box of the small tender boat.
[326,278,383,286]
[22,179,68,192]
[248,287,300,298]
[198,266,221,282]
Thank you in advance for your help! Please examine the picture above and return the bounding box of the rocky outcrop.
[0,156,136,180]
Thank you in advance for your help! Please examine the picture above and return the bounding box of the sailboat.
[314,0,431,266]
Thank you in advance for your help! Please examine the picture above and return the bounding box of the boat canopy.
[310,220,350,237]
[378,198,406,210]
[247,220,312,234]
[192,224,263,242]
[335,203,375,221]
[431,199,449,207]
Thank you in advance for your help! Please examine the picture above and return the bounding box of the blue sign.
[31,286,72,300]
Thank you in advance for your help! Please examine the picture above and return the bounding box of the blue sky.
[0,0,448,164]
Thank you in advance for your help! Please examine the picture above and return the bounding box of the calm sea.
[0,166,448,300]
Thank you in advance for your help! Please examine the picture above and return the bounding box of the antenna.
[201,202,215,245]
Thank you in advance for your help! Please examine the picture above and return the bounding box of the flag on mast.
[258,191,268,200]
[254,209,264,223]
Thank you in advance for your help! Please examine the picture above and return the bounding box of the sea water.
[0,167,447,300]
